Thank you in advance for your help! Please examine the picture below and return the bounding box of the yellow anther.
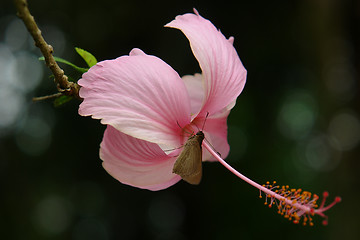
[261,181,320,227]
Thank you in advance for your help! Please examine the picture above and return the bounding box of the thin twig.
[32,92,63,102]
[13,0,80,99]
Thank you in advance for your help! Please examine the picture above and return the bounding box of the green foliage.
[53,95,73,107]
[75,47,97,67]
[38,56,88,73]
[38,48,98,107]
[38,47,97,73]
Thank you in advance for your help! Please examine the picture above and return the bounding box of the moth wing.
[172,138,202,185]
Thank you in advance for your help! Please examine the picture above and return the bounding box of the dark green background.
[1,0,359,239]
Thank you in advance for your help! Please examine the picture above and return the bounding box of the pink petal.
[166,10,247,118]
[182,73,204,116]
[100,125,181,191]
[198,113,230,162]
[79,48,191,148]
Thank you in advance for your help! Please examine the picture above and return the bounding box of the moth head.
[196,131,204,137]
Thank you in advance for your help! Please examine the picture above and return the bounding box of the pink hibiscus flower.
[78,9,340,225]
[78,9,246,190]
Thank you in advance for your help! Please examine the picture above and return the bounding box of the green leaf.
[53,95,73,107]
[39,56,88,73]
[75,47,97,67]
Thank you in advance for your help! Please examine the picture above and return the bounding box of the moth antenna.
[193,112,209,132]
[201,112,209,130]
[163,145,184,152]
[177,120,194,135]
[176,120,183,129]
[200,113,221,156]
[204,138,221,157]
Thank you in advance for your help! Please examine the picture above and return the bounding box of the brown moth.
[172,131,204,185]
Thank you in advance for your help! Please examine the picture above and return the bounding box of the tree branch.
[13,0,80,99]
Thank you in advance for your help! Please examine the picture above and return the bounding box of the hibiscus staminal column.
[203,142,341,226]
